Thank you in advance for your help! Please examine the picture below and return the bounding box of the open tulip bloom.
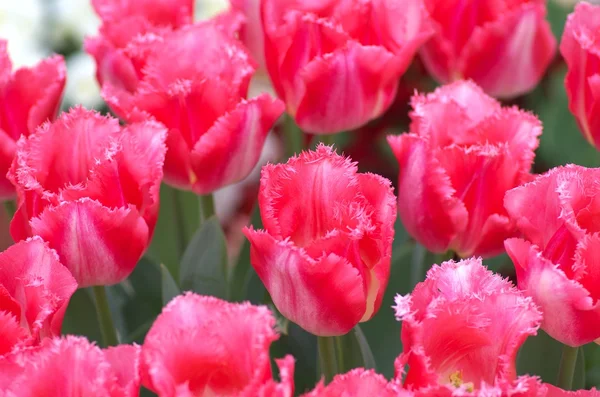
[2,0,600,395]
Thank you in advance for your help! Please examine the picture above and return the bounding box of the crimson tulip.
[388,80,541,258]
[260,0,434,134]
[244,145,396,336]
[394,258,542,392]
[505,165,600,346]
[561,2,600,150]
[0,40,65,199]
[8,107,167,287]
[0,336,140,396]
[141,293,294,397]
[102,22,285,194]
[0,237,76,355]
[420,0,556,98]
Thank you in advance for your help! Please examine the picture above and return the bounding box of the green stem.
[171,188,188,261]
[283,114,304,157]
[199,193,215,223]
[93,286,119,347]
[3,200,16,219]
[557,345,579,390]
[334,336,345,373]
[410,243,427,287]
[318,336,339,383]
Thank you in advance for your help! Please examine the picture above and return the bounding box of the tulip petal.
[0,237,77,340]
[303,369,401,397]
[30,199,149,287]
[0,336,141,396]
[258,144,362,242]
[62,120,167,229]
[505,238,600,346]
[460,4,556,98]
[504,165,589,250]
[10,106,121,195]
[105,344,142,397]
[0,128,17,199]
[1,55,66,139]
[356,173,396,318]
[436,145,520,257]
[396,258,542,389]
[244,229,366,336]
[189,94,284,194]
[142,293,278,396]
[388,134,467,253]
[409,81,501,147]
[0,311,27,355]
[561,2,600,147]
[295,43,400,134]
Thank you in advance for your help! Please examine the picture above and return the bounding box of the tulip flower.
[260,0,434,134]
[505,165,600,346]
[85,0,195,92]
[387,80,541,258]
[0,336,140,396]
[8,107,167,287]
[102,22,285,194]
[303,369,404,397]
[141,293,294,397]
[0,40,65,199]
[0,237,76,355]
[394,258,542,392]
[561,2,600,150]
[243,145,396,336]
[420,0,556,98]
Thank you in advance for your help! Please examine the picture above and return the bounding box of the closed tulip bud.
[102,22,285,195]
[0,237,76,355]
[0,41,65,199]
[261,0,435,134]
[505,165,600,346]
[394,258,542,393]
[141,293,294,397]
[244,145,396,336]
[420,0,556,98]
[388,80,541,258]
[8,107,167,287]
[561,2,600,150]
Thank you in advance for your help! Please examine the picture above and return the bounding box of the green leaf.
[270,322,318,395]
[106,258,163,344]
[336,325,376,373]
[62,289,103,344]
[146,184,200,280]
[179,216,228,299]
[161,263,181,305]
[584,343,600,388]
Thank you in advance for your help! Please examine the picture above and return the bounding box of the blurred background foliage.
[1,0,599,395]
